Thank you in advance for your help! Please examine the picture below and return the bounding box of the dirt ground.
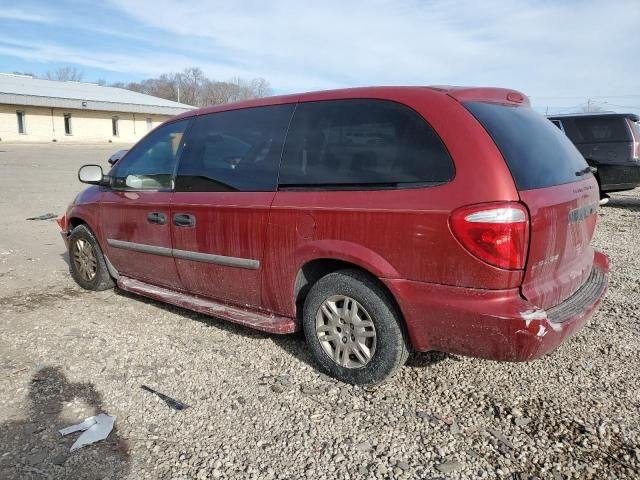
[0,144,639,479]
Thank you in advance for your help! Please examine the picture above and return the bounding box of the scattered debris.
[141,385,189,410]
[26,213,57,221]
[59,413,115,451]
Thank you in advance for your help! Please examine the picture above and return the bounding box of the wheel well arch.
[68,216,87,230]
[66,216,118,279]
[293,258,405,326]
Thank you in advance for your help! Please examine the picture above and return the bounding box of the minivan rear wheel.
[302,269,408,384]
[68,224,115,291]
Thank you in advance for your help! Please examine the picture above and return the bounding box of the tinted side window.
[175,104,295,192]
[278,99,454,189]
[111,119,189,190]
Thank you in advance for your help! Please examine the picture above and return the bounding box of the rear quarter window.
[465,102,589,190]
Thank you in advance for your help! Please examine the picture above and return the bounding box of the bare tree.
[111,68,272,107]
[12,71,36,77]
[175,67,208,105]
[45,66,84,82]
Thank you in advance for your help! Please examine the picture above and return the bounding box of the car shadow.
[0,366,129,479]
[112,288,457,373]
[405,351,459,368]
[604,194,640,211]
[60,251,70,267]
[113,288,317,369]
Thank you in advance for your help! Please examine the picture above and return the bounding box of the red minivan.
[59,86,609,384]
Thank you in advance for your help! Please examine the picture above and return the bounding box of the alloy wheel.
[72,238,97,282]
[315,295,377,368]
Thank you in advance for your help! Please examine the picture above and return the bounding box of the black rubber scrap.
[26,213,57,221]
[141,385,189,411]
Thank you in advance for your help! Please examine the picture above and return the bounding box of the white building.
[0,73,194,144]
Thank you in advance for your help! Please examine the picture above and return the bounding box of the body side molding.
[107,239,260,270]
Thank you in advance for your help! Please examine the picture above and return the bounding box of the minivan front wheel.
[68,224,115,291]
[303,269,409,384]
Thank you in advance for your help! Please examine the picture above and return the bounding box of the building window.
[146,117,153,132]
[112,116,119,137]
[64,113,72,135]
[16,111,26,134]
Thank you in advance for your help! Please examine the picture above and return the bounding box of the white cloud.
[2,0,638,110]
[0,9,52,24]
[103,0,639,98]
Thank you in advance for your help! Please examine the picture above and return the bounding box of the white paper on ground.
[59,416,97,436]
[59,413,116,451]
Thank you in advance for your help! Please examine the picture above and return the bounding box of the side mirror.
[78,165,105,184]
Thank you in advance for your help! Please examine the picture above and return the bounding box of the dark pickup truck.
[548,113,640,198]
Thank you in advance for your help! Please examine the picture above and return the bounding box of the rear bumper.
[384,251,610,361]
[598,164,640,192]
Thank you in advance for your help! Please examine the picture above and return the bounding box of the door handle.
[173,213,196,227]
[147,212,167,225]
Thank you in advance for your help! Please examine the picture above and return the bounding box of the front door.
[170,104,295,306]
[101,119,190,289]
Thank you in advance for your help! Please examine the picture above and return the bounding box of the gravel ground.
[0,145,639,479]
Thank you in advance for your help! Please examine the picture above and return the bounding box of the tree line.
[12,66,273,107]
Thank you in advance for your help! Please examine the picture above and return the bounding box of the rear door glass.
[464,102,589,190]
[278,99,454,189]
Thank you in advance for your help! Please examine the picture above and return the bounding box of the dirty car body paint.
[59,85,611,365]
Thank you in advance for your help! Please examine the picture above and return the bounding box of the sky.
[0,0,639,114]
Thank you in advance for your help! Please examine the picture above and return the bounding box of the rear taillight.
[626,118,640,161]
[450,202,530,270]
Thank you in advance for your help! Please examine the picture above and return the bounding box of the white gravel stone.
[0,147,639,479]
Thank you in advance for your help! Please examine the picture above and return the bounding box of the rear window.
[570,117,631,143]
[465,102,589,190]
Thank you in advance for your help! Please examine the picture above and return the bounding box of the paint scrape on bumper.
[384,250,610,362]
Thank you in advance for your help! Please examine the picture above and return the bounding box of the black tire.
[594,171,608,203]
[68,224,115,291]
[302,269,409,384]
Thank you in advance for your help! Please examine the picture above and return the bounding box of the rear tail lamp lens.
[450,203,530,270]
[625,118,640,161]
